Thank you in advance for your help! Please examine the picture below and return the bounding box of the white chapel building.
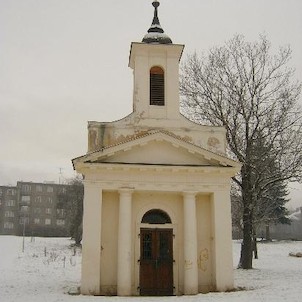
[73,1,241,296]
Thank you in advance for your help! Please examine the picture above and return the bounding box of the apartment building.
[0,186,18,235]
[0,181,70,237]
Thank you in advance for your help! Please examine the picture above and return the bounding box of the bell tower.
[129,1,184,121]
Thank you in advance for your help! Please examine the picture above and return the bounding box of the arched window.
[150,66,165,106]
[142,209,171,224]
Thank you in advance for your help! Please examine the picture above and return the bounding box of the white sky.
[0,0,301,207]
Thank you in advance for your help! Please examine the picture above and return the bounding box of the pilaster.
[183,191,198,295]
[81,182,103,295]
[211,190,234,291]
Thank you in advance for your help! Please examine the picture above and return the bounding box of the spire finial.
[142,0,172,44]
[151,1,161,30]
[153,0,160,7]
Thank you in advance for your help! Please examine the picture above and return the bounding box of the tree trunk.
[253,233,258,259]
[265,224,271,241]
[238,207,253,269]
[238,169,254,269]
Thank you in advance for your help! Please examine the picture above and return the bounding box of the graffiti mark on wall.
[198,248,209,271]
[207,137,221,152]
[184,259,193,269]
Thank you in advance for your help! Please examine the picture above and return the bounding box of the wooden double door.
[140,228,173,296]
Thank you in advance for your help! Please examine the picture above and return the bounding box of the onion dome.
[142,1,172,44]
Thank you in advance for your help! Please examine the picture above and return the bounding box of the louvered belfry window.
[150,66,165,106]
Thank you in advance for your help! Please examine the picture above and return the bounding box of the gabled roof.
[72,130,241,170]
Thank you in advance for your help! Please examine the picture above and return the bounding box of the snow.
[1,236,302,302]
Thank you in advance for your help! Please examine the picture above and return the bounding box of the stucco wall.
[88,118,227,156]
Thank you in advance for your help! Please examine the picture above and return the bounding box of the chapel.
[72,1,241,296]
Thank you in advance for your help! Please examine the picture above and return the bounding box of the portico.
[74,137,239,295]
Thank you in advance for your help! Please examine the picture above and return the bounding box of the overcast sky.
[0,0,301,207]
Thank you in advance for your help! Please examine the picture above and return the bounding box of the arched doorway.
[139,209,173,296]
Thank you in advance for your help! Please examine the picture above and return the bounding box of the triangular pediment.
[73,131,240,169]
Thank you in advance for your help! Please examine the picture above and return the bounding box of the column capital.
[83,180,101,187]
[182,191,197,198]
[118,188,134,198]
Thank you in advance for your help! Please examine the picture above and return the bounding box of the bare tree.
[57,175,84,246]
[180,34,302,269]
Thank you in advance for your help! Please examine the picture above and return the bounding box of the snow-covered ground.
[1,236,302,302]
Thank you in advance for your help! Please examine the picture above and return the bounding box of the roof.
[72,130,241,170]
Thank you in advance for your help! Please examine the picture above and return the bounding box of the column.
[117,189,133,295]
[211,190,234,291]
[81,182,102,295]
[183,191,198,295]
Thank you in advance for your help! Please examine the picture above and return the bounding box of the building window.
[45,208,52,214]
[48,197,53,203]
[4,211,15,218]
[21,196,30,202]
[7,189,16,195]
[34,218,40,224]
[35,196,42,203]
[5,200,15,207]
[150,66,165,106]
[20,206,29,215]
[33,207,41,214]
[142,209,172,224]
[19,217,29,225]
[47,186,53,193]
[56,208,65,216]
[4,222,14,229]
[56,219,65,226]
[22,184,31,192]
[36,185,43,192]
[45,218,51,225]
[58,187,67,194]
